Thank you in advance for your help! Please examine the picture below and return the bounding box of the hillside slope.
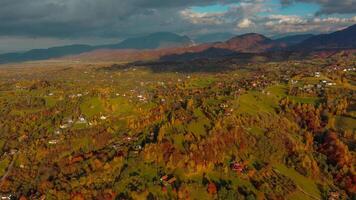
[295,24,356,50]
[105,32,194,49]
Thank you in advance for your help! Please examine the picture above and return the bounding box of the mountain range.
[0,24,355,64]
[274,34,314,46]
[0,32,193,64]
[101,32,194,49]
[294,24,356,50]
[193,32,236,44]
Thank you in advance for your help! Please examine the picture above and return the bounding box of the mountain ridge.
[103,32,194,49]
[194,32,236,44]
[274,34,314,46]
[0,32,194,64]
[294,24,356,50]
[1,24,355,64]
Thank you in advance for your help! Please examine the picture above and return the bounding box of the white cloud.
[180,2,265,30]
[237,18,254,28]
[0,0,355,53]
[180,9,225,25]
[263,14,356,33]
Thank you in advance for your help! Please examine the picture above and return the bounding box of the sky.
[0,0,355,53]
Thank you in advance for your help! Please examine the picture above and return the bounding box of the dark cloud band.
[0,0,354,39]
[281,0,356,15]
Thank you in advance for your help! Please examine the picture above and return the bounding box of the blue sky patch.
[191,4,231,13]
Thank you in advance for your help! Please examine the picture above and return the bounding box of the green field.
[274,164,321,200]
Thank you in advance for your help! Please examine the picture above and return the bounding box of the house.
[220,104,228,108]
[328,192,339,200]
[315,72,321,78]
[100,116,107,120]
[160,175,168,182]
[9,149,17,155]
[231,162,244,173]
[48,140,59,145]
[60,124,69,129]
[160,175,176,185]
[167,177,176,184]
[76,116,87,124]
[326,82,336,86]
[0,194,12,200]
[290,80,299,85]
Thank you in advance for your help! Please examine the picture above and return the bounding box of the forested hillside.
[0,53,354,199]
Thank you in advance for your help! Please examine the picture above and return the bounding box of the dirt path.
[296,185,321,200]
[0,152,18,185]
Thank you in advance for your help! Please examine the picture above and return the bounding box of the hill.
[70,33,282,62]
[214,33,284,52]
[160,33,285,61]
[105,32,194,49]
[0,32,194,64]
[194,32,236,44]
[0,53,355,199]
[0,45,95,64]
[274,34,314,46]
[1,25,356,64]
[295,24,356,50]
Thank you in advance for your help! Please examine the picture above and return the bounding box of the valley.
[0,52,354,199]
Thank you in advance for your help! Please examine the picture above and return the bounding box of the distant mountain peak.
[193,32,235,44]
[294,23,356,50]
[108,32,194,50]
[228,33,270,41]
[212,33,277,53]
[1,24,355,64]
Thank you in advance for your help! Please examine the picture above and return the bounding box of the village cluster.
[0,53,355,199]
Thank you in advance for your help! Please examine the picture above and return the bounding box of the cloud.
[0,0,355,53]
[281,0,356,15]
[0,0,274,39]
[263,15,356,33]
[237,18,255,28]
[180,1,265,33]
[1,0,354,39]
[180,10,226,25]
[0,0,244,39]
